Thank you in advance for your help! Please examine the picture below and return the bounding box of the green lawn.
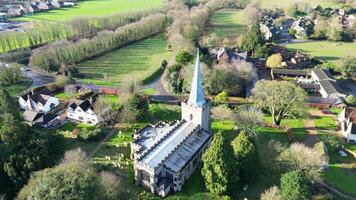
[260,0,341,9]
[77,35,170,86]
[4,77,32,97]
[324,164,356,197]
[264,116,307,141]
[55,92,74,100]
[149,103,181,121]
[204,9,246,45]
[314,116,337,131]
[285,41,356,64]
[14,0,163,22]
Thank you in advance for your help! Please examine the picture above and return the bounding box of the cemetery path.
[304,116,319,148]
[88,130,115,159]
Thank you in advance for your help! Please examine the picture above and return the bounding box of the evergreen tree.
[240,20,265,54]
[0,89,19,117]
[280,170,310,200]
[0,113,27,146]
[231,131,260,183]
[201,132,236,195]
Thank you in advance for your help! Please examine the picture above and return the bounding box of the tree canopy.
[280,170,310,200]
[252,80,307,126]
[240,20,265,53]
[266,53,283,68]
[201,132,235,195]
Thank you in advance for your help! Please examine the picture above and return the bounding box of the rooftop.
[312,68,335,81]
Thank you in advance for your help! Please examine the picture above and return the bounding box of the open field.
[14,0,163,22]
[285,41,356,64]
[259,0,341,9]
[203,9,246,45]
[77,35,170,86]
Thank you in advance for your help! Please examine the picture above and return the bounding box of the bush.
[0,66,22,86]
[214,91,229,105]
[175,50,194,65]
[288,29,297,36]
[345,95,356,106]
[280,170,310,200]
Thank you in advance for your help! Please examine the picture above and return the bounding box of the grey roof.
[319,80,342,95]
[312,69,334,81]
[272,69,308,76]
[164,129,211,173]
[139,121,199,170]
[187,49,206,107]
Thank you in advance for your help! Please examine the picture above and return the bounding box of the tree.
[214,91,229,105]
[0,113,27,146]
[0,89,19,116]
[0,67,21,86]
[17,149,105,200]
[175,49,194,65]
[241,20,265,53]
[252,80,307,126]
[280,170,310,200]
[260,186,282,200]
[345,95,356,106]
[266,53,283,68]
[254,44,271,58]
[235,106,264,136]
[231,131,260,183]
[341,56,356,78]
[126,93,148,121]
[243,0,260,24]
[280,143,322,181]
[55,75,72,88]
[211,105,236,121]
[202,132,235,195]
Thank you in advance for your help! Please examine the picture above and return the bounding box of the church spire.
[187,48,205,107]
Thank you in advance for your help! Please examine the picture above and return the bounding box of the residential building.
[131,50,212,197]
[66,99,103,125]
[311,69,346,99]
[338,107,356,143]
[23,110,61,128]
[18,90,60,113]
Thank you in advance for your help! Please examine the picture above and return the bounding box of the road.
[24,69,55,87]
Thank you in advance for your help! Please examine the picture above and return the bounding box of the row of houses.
[0,0,76,18]
[272,68,346,107]
[18,87,106,128]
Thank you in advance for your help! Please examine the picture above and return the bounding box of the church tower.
[181,49,212,131]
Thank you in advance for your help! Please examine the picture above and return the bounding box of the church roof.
[187,49,206,107]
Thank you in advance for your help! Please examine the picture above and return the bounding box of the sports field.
[14,0,163,22]
[285,41,356,64]
[77,35,170,86]
[259,0,341,9]
[204,9,246,45]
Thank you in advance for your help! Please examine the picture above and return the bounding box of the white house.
[311,69,346,99]
[338,107,356,144]
[66,100,102,125]
[18,91,60,113]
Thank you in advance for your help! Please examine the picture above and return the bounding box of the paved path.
[304,115,319,148]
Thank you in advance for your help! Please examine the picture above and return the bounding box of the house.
[18,90,60,113]
[260,18,278,40]
[131,50,212,197]
[66,99,103,125]
[23,110,61,128]
[216,48,247,64]
[338,107,356,143]
[311,69,346,99]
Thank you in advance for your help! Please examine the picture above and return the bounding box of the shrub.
[280,170,310,200]
[214,91,229,105]
[345,95,356,106]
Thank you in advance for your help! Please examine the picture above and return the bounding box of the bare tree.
[260,186,282,200]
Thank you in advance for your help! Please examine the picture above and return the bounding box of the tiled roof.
[272,69,308,76]
[312,69,334,81]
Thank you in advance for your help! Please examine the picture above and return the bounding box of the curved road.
[24,69,55,87]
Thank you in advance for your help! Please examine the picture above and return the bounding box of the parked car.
[20,67,31,72]
[321,109,331,115]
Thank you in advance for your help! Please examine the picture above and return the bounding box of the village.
[0,0,356,200]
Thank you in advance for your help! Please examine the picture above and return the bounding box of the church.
[131,49,212,197]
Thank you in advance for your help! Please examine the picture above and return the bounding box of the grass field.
[259,0,341,9]
[14,0,163,22]
[285,41,356,64]
[77,35,170,86]
[203,9,246,46]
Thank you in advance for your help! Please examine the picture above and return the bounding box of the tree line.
[29,14,169,71]
[0,8,161,53]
